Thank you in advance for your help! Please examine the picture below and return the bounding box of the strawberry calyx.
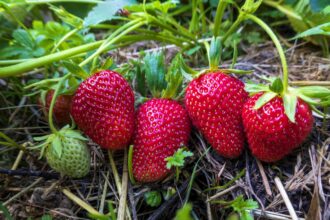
[245,77,330,123]
[138,51,187,101]
[198,37,253,78]
[31,124,88,160]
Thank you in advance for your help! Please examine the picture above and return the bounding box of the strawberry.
[70,70,135,150]
[131,52,191,183]
[45,134,90,178]
[34,126,91,178]
[132,98,190,182]
[40,90,73,125]
[242,92,314,162]
[185,72,248,158]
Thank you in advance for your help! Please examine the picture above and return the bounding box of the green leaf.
[230,195,259,214]
[254,92,277,109]
[50,5,83,28]
[84,0,137,26]
[0,202,13,220]
[144,51,167,98]
[310,0,330,12]
[269,78,284,93]
[165,148,193,170]
[293,22,330,38]
[283,93,298,123]
[297,86,330,98]
[174,203,193,220]
[13,29,35,49]
[144,191,162,207]
[52,135,63,158]
[63,61,89,79]
[41,214,53,220]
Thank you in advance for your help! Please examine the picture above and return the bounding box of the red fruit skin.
[133,99,191,183]
[184,72,248,158]
[70,70,135,150]
[242,93,314,162]
[41,90,73,125]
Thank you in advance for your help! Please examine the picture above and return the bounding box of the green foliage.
[161,53,185,99]
[84,0,137,26]
[41,214,53,220]
[0,29,44,59]
[293,22,330,38]
[144,51,167,98]
[267,0,330,55]
[212,195,258,220]
[309,0,329,12]
[174,203,193,220]
[165,148,193,170]
[0,202,13,220]
[144,191,162,207]
[230,196,258,220]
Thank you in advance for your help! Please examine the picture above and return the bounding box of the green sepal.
[244,81,269,94]
[161,54,184,99]
[253,92,277,110]
[61,130,87,141]
[296,86,330,99]
[144,51,167,98]
[208,36,222,71]
[52,135,63,158]
[269,78,283,94]
[283,93,298,123]
[33,134,50,142]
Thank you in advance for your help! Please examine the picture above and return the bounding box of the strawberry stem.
[245,14,289,93]
[128,145,136,184]
[48,74,71,134]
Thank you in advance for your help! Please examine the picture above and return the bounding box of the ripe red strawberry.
[133,99,191,183]
[40,90,73,125]
[242,92,314,162]
[70,70,135,150]
[185,72,248,158]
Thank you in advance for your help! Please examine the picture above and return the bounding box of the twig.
[0,169,59,179]
[99,171,109,213]
[128,182,138,220]
[290,81,330,87]
[62,188,100,216]
[253,209,305,220]
[108,150,122,194]
[118,149,129,220]
[256,159,272,196]
[3,177,43,206]
[206,196,213,220]
[207,185,238,202]
[274,176,299,220]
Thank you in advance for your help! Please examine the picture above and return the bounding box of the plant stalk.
[245,14,289,92]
